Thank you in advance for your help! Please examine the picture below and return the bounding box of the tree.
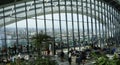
[31,33,52,57]
[31,33,57,65]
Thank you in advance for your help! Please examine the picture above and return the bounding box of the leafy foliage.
[92,52,120,65]
[8,33,55,65]
[31,33,52,57]
[32,33,52,47]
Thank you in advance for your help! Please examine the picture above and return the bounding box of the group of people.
[68,49,88,65]
[59,48,89,65]
[58,44,118,65]
[1,45,28,55]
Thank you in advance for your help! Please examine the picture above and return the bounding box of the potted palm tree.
[31,33,52,57]
[31,32,56,65]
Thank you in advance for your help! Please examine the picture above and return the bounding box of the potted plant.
[31,32,56,65]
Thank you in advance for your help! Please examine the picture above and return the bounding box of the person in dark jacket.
[76,55,81,65]
[81,51,86,65]
[60,50,65,62]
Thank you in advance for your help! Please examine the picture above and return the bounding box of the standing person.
[47,48,50,56]
[81,51,86,65]
[76,55,81,65]
[68,52,72,65]
[60,50,65,62]
[12,45,16,54]
[49,44,52,55]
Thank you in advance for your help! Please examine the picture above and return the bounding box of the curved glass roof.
[0,0,120,10]
[0,0,120,28]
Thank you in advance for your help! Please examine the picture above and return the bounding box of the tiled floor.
[56,56,94,65]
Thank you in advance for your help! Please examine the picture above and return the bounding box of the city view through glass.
[0,13,107,49]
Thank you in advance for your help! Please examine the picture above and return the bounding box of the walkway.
[52,55,95,65]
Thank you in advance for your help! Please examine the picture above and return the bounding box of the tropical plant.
[9,33,56,65]
[93,52,120,65]
[31,33,52,57]
[31,32,56,65]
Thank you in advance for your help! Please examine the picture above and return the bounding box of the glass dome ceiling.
[0,0,119,28]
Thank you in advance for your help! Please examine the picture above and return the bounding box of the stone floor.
[54,55,95,65]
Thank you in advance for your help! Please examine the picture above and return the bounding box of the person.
[60,50,65,62]
[111,47,116,54]
[68,52,72,65]
[47,48,50,56]
[76,55,81,65]
[13,45,16,54]
[18,45,23,53]
[81,51,86,65]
